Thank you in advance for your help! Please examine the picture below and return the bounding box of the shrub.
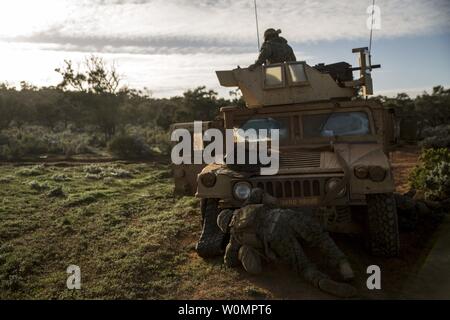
[0,144,24,160]
[65,191,107,207]
[0,175,14,184]
[16,165,46,177]
[51,174,72,182]
[83,165,133,180]
[124,125,171,157]
[28,180,49,191]
[84,165,103,174]
[409,148,450,201]
[420,125,450,148]
[424,161,450,200]
[48,186,65,198]
[108,135,151,159]
[0,126,100,160]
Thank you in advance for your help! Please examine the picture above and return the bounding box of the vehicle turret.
[216,47,379,108]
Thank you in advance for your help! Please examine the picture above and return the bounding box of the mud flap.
[196,199,226,258]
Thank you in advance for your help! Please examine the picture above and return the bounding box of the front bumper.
[221,173,350,208]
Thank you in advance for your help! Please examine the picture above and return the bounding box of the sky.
[0,0,449,98]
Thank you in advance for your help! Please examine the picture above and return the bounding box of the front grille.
[252,178,324,199]
[280,151,321,169]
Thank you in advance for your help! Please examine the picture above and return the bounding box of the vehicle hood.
[201,143,390,177]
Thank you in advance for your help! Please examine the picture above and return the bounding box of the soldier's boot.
[318,278,357,299]
[339,260,355,281]
[196,199,226,258]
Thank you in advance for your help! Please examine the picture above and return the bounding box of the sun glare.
[0,0,69,37]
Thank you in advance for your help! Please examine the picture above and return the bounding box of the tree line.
[0,56,244,139]
[0,55,448,159]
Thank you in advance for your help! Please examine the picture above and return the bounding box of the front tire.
[196,198,226,258]
[366,193,400,257]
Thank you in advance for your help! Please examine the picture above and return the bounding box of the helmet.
[217,209,234,233]
[264,28,281,40]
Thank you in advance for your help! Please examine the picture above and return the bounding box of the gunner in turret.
[248,28,297,71]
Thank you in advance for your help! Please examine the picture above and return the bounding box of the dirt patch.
[390,145,420,194]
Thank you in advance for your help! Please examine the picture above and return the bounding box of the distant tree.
[55,55,124,139]
[415,86,450,127]
[229,89,246,108]
[182,86,227,121]
[55,55,122,94]
[33,89,63,131]
[0,84,16,129]
[154,100,180,130]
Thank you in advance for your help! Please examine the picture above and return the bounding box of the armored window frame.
[263,64,286,89]
[286,61,309,86]
[301,110,373,138]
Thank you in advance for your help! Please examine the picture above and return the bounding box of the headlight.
[369,166,386,182]
[354,165,369,179]
[233,182,252,201]
[200,172,216,188]
[326,178,346,198]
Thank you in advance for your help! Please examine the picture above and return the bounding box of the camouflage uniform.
[249,29,296,70]
[219,189,356,298]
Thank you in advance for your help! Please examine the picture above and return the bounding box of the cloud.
[0,0,448,97]
[1,0,449,55]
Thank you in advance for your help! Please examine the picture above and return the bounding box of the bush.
[424,161,450,200]
[16,165,46,177]
[420,125,450,148]
[83,165,133,181]
[108,135,151,159]
[123,125,171,157]
[0,126,101,160]
[409,148,450,201]
[0,144,23,160]
[28,180,49,191]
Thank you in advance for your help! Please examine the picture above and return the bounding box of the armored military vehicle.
[172,47,399,258]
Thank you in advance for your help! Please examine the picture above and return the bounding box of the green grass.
[0,163,259,299]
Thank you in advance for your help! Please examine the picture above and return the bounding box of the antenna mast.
[254,0,261,51]
[369,0,376,53]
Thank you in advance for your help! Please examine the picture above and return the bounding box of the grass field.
[0,150,444,299]
[0,162,271,299]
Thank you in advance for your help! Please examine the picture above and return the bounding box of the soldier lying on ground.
[395,190,449,231]
[248,28,296,71]
[217,188,357,298]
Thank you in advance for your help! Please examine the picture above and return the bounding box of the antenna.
[369,0,376,54]
[254,0,261,51]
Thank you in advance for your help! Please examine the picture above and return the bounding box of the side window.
[264,65,285,89]
[287,62,308,85]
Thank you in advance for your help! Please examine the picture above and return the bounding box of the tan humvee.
[172,47,399,258]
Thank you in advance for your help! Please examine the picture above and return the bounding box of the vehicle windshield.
[303,112,370,138]
[237,117,289,141]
